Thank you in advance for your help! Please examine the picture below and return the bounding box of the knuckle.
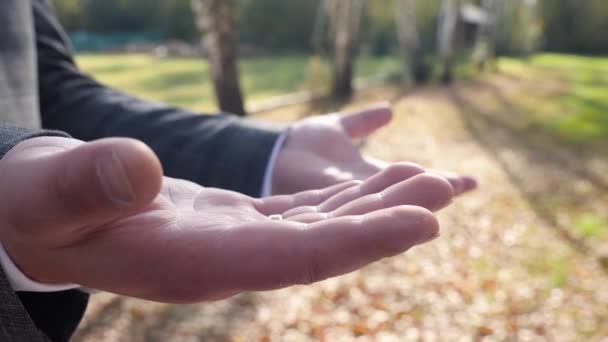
[54,161,105,217]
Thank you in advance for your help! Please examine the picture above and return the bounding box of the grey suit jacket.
[0,0,282,341]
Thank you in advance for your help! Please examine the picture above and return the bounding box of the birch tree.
[395,0,429,84]
[191,0,246,116]
[327,0,365,98]
[437,0,460,83]
[473,0,499,70]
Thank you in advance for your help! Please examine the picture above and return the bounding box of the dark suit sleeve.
[33,0,282,197]
[0,124,88,342]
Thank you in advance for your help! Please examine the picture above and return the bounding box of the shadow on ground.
[73,293,259,341]
[448,76,608,261]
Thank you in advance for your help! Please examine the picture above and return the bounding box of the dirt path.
[73,68,608,341]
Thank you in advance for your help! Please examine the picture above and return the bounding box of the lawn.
[77,53,608,147]
[76,53,402,113]
[498,54,608,147]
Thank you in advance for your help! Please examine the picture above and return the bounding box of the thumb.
[339,103,393,138]
[0,137,162,243]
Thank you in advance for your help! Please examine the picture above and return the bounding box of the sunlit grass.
[573,214,606,240]
[77,52,608,147]
[536,55,608,145]
[498,54,608,147]
[524,248,573,288]
[76,53,401,113]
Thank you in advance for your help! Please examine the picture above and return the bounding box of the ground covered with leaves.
[73,55,608,341]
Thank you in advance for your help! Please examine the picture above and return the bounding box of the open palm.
[0,137,453,303]
[272,104,477,195]
[65,167,451,303]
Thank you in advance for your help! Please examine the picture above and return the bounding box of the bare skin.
[0,136,455,303]
[272,104,476,195]
[0,104,476,303]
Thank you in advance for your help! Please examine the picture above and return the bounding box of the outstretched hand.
[0,137,453,303]
[272,104,477,195]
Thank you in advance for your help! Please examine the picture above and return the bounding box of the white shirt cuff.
[260,130,289,197]
[0,241,80,292]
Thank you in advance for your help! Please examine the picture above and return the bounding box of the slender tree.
[327,0,365,98]
[395,0,430,84]
[521,0,541,57]
[191,0,246,116]
[437,0,460,84]
[473,0,499,70]
[307,0,329,95]
[311,0,330,54]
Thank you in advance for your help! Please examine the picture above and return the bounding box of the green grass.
[498,54,608,147]
[524,248,573,288]
[534,54,608,145]
[76,53,401,113]
[78,53,608,145]
[573,214,606,240]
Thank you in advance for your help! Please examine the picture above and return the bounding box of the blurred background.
[54,0,608,340]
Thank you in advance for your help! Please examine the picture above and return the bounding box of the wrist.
[0,240,79,291]
[264,129,290,196]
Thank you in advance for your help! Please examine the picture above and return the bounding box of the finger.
[339,103,393,138]
[288,173,454,223]
[434,171,465,195]
[318,162,426,213]
[218,206,439,292]
[256,180,361,216]
[462,176,478,192]
[363,156,389,170]
[332,173,453,215]
[428,170,478,195]
[0,137,162,240]
[284,212,329,224]
[283,206,323,219]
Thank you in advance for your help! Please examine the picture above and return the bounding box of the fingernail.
[418,232,440,245]
[96,151,136,206]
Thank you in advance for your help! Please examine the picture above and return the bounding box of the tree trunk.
[437,0,460,84]
[191,0,246,116]
[328,0,365,99]
[311,0,330,54]
[522,0,540,57]
[474,0,499,70]
[395,0,430,84]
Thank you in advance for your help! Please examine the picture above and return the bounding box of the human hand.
[272,103,477,195]
[0,137,453,303]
